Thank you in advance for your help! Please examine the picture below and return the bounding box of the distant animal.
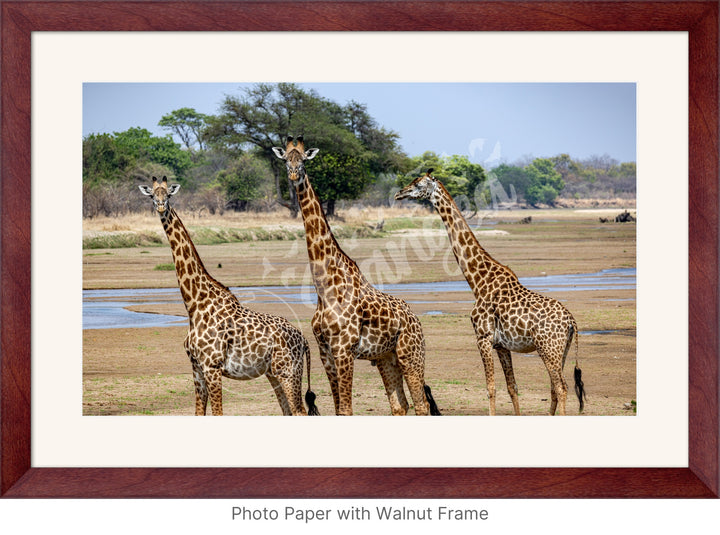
[615,210,635,223]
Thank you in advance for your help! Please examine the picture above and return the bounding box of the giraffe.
[395,170,586,415]
[139,176,318,416]
[272,136,440,416]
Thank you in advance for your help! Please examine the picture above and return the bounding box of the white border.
[32,32,688,467]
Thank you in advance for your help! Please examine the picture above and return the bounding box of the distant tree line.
[492,154,636,206]
[82,83,636,218]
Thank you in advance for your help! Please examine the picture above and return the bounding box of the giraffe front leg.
[333,347,355,416]
[313,311,341,414]
[471,305,497,415]
[475,334,496,416]
[204,366,224,416]
[496,348,521,415]
[192,372,208,415]
[189,349,208,416]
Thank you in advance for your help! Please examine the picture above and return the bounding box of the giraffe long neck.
[160,207,217,316]
[430,183,511,300]
[295,176,364,297]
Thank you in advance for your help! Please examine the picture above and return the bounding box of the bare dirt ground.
[83,207,637,416]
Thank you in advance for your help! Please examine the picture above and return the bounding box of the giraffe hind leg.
[316,338,340,414]
[394,332,430,416]
[375,356,409,415]
[267,375,295,415]
[539,347,567,416]
[268,345,307,416]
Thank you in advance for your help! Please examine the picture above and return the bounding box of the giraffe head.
[272,135,319,185]
[394,169,438,201]
[138,176,181,214]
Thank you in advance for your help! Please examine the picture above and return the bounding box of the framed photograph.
[1,1,717,498]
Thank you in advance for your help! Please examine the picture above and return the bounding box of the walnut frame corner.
[1,0,717,498]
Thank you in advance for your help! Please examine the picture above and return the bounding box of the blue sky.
[83,82,636,166]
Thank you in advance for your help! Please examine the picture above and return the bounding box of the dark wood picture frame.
[1,0,717,498]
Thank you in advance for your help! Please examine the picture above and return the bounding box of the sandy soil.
[83,209,636,416]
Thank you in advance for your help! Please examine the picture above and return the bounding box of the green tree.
[491,163,532,202]
[444,154,487,205]
[206,83,404,216]
[112,127,192,183]
[345,100,406,174]
[402,152,487,207]
[83,133,134,184]
[404,151,444,177]
[158,107,209,153]
[310,152,370,217]
[215,153,274,211]
[524,158,565,206]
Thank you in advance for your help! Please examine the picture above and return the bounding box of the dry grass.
[83,212,636,289]
[83,203,636,234]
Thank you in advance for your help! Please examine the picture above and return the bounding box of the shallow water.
[83,268,635,330]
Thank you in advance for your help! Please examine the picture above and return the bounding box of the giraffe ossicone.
[139,176,319,416]
[274,137,441,416]
[395,170,586,415]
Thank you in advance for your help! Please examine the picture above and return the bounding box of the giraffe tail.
[424,384,442,416]
[570,321,587,413]
[304,342,320,416]
[574,363,586,413]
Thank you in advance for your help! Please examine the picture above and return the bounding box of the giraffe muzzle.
[288,169,305,183]
[394,189,410,200]
[154,200,169,213]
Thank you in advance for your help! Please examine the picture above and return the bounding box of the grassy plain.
[83,206,637,416]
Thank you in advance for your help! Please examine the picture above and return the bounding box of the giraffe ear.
[138,185,153,196]
[272,147,286,159]
[168,183,181,196]
[304,148,320,160]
